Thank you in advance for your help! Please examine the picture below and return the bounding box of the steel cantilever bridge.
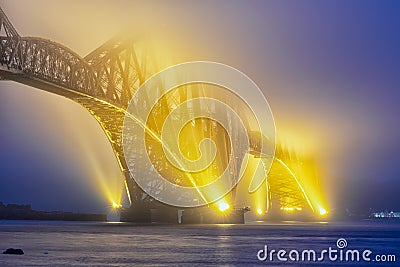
[0,7,326,223]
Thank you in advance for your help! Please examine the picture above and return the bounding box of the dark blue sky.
[0,1,399,213]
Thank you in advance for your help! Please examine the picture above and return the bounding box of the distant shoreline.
[0,202,106,222]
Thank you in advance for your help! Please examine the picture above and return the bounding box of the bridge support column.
[181,207,245,224]
[120,203,179,224]
[120,170,179,223]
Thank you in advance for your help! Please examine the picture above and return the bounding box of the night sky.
[0,1,399,214]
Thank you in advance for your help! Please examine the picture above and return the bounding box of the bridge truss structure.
[0,6,325,220]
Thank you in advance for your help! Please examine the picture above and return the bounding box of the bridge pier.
[181,207,245,224]
[120,203,179,224]
[120,206,151,223]
[120,204,246,224]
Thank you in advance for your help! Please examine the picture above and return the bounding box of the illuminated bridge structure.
[0,7,326,223]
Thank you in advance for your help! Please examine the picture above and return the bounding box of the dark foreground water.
[0,220,399,266]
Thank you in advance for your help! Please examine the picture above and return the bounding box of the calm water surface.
[0,220,399,266]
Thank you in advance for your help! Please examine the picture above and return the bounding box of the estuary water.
[0,220,399,266]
